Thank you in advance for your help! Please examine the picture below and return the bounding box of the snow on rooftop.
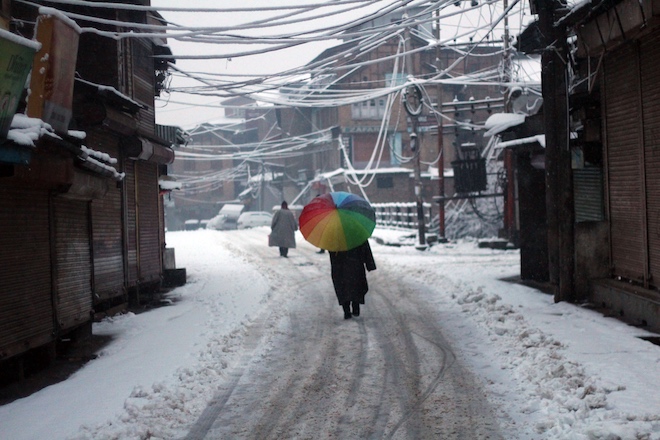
[483,113,526,137]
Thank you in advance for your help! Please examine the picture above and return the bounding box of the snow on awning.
[6,114,53,147]
[483,113,526,137]
[159,176,181,191]
[78,145,124,181]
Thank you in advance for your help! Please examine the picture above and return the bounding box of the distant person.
[329,240,376,319]
[269,201,297,257]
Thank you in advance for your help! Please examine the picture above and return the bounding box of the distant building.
[278,6,503,207]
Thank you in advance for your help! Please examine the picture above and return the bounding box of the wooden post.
[538,0,575,302]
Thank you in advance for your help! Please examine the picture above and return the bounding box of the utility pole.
[538,0,574,302]
[403,16,427,250]
[502,0,516,243]
[410,116,427,250]
[435,7,446,240]
[260,161,265,211]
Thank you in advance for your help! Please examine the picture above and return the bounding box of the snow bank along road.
[183,231,503,439]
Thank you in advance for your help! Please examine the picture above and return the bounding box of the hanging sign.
[0,29,39,138]
[27,11,80,134]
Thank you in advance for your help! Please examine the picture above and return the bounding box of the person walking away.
[269,201,297,257]
[329,240,376,319]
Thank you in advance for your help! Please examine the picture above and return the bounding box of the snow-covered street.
[1,228,659,439]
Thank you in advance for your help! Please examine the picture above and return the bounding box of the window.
[377,176,394,188]
[385,73,407,86]
[351,98,388,119]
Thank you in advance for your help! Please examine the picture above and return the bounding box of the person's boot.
[351,302,360,317]
[342,303,352,319]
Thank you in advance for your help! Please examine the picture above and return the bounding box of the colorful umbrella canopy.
[299,192,376,251]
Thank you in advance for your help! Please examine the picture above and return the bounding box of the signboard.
[27,13,80,134]
[0,29,38,138]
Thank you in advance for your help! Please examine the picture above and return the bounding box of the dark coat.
[269,208,297,248]
[329,241,376,305]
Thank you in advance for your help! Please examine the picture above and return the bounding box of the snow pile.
[456,287,608,435]
[387,240,660,439]
[454,285,660,438]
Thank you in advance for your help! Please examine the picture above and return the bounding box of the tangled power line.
[16,0,541,195]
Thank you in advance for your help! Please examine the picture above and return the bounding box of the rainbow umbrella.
[299,192,376,251]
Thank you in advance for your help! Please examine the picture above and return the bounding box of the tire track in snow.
[182,233,503,439]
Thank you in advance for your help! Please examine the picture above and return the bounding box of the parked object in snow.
[184,219,201,231]
[206,214,228,231]
[207,203,245,230]
[237,211,272,229]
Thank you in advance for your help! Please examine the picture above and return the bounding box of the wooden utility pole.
[403,16,427,250]
[435,8,446,240]
[538,0,575,302]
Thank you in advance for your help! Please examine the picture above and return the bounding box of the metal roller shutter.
[574,167,604,223]
[136,161,161,283]
[0,187,53,359]
[89,134,125,305]
[53,197,93,331]
[124,160,138,286]
[604,43,647,283]
[640,29,660,288]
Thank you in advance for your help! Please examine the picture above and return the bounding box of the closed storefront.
[89,133,126,308]
[124,160,139,288]
[640,29,660,288]
[0,186,53,360]
[604,26,660,289]
[52,197,93,331]
[136,160,161,283]
[604,42,647,285]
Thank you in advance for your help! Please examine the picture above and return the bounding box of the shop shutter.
[640,28,660,288]
[89,134,125,304]
[124,160,138,286]
[604,43,646,283]
[136,160,161,283]
[574,167,604,222]
[0,187,53,359]
[52,197,93,331]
